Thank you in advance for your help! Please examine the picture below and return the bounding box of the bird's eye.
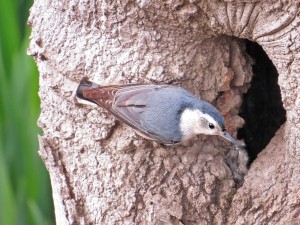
[209,123,215,129]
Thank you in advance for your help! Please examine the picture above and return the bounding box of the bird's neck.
[179,108,204,141]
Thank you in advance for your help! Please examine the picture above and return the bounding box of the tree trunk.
[28,0,299,224]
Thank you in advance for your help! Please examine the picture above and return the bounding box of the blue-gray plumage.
[138,87,194,144]
[76,78,240,146]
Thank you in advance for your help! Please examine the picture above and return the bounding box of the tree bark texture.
[28,0,299,224]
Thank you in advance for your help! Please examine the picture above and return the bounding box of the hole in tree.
[237,41,286,164]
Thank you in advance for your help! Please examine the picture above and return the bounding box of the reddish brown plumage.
[77,77,122,110]
[82,87,119,109]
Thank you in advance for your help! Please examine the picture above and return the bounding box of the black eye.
[209,123,215,129]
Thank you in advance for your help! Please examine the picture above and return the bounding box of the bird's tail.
[76,77,101,100]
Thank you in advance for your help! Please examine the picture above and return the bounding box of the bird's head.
[179,104,239,145]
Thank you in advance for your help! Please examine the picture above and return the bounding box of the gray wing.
[110,84,172,143]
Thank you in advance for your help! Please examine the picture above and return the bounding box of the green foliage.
[0,0,54,224]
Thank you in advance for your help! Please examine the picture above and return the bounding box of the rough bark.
[28,0,300,224]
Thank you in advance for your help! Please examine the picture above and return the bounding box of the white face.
[179,108,223,141]
[179,108,240,145]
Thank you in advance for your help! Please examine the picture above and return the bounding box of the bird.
[76,77,241,146]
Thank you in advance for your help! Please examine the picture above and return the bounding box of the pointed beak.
[221,132,240,146]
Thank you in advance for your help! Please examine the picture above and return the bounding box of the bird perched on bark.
[76,77,241,146]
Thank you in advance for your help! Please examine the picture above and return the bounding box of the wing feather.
[81,82,172,143]
[110,84,170,141]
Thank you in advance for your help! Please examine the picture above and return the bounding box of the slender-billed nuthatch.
[76,78,241,146]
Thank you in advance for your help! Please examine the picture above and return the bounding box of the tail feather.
[76,77,101,100]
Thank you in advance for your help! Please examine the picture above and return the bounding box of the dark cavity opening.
[237,41,286,164]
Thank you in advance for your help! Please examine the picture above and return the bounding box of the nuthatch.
[76,78,241,146]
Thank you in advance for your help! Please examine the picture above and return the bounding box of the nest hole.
[237,41,286,164]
